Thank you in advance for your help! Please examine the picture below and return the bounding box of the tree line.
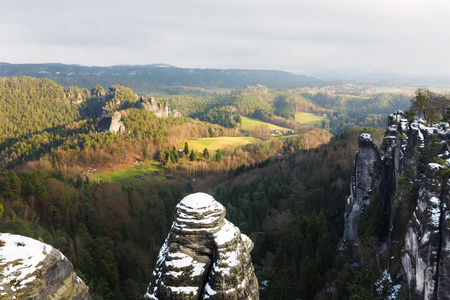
[410,88,450,122]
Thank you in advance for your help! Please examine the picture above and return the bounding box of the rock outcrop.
[144,192,259,300]
[97,111,126,133]
[401,163,449,299]
[141,98,181,118]
[344,133,382,241]
[0,233,92,299]
[344,111,450,299]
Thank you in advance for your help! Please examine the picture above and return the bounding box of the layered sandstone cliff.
[144,192,259,300]
[344,133,382,241]
[344,111,450,299]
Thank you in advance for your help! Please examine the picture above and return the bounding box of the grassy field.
[183,136,261,153]
[97,160,166,183]
[294,112,329,126]
[240,116,291,131]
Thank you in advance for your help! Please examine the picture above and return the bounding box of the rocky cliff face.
[97,111,126,133]
[144,192,259,300]
[141,98,181,118]
[344,111,450,299]
[401,163,449,299]
[0,233,91,299]
[344,133,382,241]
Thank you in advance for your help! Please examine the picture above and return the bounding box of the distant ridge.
[0,63,320,90]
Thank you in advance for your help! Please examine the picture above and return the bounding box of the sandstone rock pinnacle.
[145,192,259,300]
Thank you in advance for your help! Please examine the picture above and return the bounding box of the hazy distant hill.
[0,63,320,93]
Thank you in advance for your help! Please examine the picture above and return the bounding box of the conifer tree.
[189,150,196,161]
[215,149,222,162]
[203,148,210,159]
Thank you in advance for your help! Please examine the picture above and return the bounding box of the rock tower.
[145,192,259,300]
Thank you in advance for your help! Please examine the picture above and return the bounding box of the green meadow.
[294,112,329,126]
[182,136,261,153]
[97,160,165,183]
[240,116,291,131]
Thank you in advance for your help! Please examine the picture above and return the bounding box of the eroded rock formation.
[0,233,92,299]
[141,98,181,118]
[344,133,382,241]
[97,111,126,133]
[145,192,259,300]
[344,110,450,299]
[402,163,449,299]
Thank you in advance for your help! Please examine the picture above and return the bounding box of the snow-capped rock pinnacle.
[144,192,259,299]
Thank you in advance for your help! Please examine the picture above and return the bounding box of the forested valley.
[0,76,430,299]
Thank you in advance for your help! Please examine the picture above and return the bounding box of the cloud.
[2,0,450,76]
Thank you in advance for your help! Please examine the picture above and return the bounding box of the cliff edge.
[0,233,92,300]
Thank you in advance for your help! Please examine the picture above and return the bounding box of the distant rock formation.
[97,111,126,133]
[0,233,92,299]
[144,192,259,300]
[141,98,181,118]
[244,84,268,93]
[344,111,450,299]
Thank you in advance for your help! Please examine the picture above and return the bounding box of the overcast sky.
[2,0,450,77]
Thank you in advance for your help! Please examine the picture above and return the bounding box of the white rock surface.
[0,233,91,300]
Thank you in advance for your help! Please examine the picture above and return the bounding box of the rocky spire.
[145,192,259,300]
[344,110,450,299]
[343,133,382,241]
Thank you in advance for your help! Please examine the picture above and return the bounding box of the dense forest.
[0,126,384,299]
[0,63,319,92]
[300,90,412,129]
[162,85,414,134]
[0,77,333,170]
[0,75,422,299]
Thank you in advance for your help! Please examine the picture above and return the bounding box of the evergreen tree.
[189,150,196,161]
[215,149,222,162]
[203,148,210,159]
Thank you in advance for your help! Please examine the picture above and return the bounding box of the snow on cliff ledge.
[0,233,91,299]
